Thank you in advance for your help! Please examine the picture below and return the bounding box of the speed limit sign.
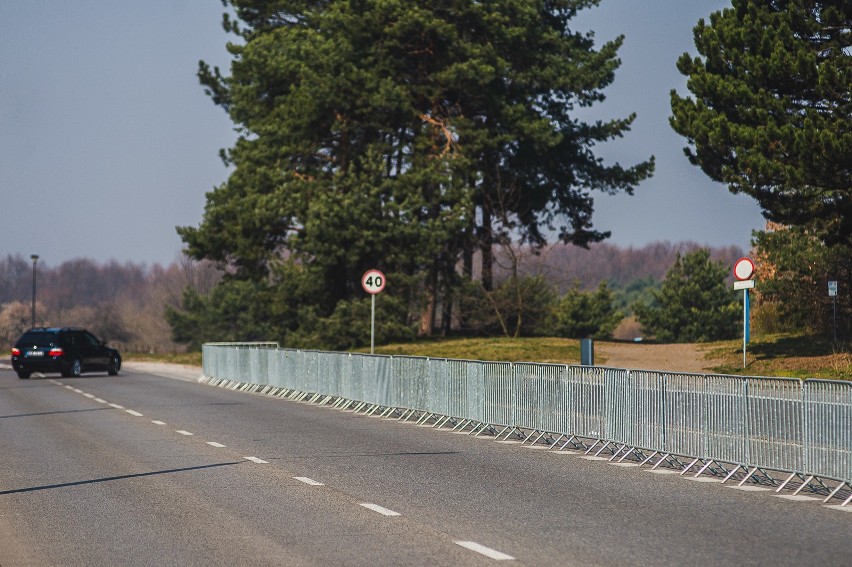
[362,269,386,354]
[361,269,386,295]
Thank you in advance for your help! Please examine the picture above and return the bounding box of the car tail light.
[11,347,21,356]
[48,347,63,357]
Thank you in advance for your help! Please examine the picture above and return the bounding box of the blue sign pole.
[743,289,748,368]
[733,258,755,370]
[745,289,750,344]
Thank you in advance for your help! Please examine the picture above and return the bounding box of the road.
[1,364,850,566]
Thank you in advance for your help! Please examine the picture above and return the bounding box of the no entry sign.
[732,257,755,369]
[733,257,755,281]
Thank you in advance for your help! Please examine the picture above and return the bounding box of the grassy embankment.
[126,334,850,380]
[706,334,851,380]
[125,351,203,366]
[364,335,850,379]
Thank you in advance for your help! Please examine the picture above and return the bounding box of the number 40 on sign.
[361,269,386,295]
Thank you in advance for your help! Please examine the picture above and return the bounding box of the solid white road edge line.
[454,541,515,561]
[293,476,324,486]
[83,393,96,399]
[359,503,401,517]
[94,398,107,404]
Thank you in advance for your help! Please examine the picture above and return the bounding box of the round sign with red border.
[733,257,755,281]
[361,269,386,295]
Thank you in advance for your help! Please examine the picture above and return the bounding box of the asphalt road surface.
[1,364,850,566]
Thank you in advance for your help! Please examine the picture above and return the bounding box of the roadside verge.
[119,361,202,382]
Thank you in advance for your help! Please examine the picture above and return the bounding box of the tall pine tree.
[176,0,652,343]
[670,1,851,246]
[634,250,740,343]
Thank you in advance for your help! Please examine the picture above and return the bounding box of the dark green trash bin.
[580,338,594,366]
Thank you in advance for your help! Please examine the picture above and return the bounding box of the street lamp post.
[30,254,39,328]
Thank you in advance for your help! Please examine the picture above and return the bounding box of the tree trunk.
[419,265,438,336]
[440,265,454,336]
[481,201,493,291]
[462,221,473,281]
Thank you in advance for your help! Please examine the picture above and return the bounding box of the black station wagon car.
[11,327,121,379]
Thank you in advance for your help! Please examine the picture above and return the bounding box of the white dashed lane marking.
[294,477,324,486]
[359,503,401,517]
[52,385,249,465]
[454,541,515,561]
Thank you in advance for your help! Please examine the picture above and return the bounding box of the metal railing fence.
[201,344,852,486]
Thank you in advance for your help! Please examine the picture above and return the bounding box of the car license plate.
[27,350,44,357]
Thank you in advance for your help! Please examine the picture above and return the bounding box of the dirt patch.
[594,341,719,374]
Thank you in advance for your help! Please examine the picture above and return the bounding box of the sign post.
[828,280,838,342]
[361,269,386,354]
[733,258,756,369]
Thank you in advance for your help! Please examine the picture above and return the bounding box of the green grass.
[124,351,202,366]
[352,336,582,364]
[361,334,851,379]
[124,333,851,380]
[706,333,851,380]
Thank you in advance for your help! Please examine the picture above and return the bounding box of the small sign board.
[828,281,838,297]
[734,279,755,290]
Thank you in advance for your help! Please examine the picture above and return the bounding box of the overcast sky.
[0,1,765,268]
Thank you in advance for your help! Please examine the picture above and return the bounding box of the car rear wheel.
[17,370,30,379]
[108,355,120,376]
[67,358,82,377]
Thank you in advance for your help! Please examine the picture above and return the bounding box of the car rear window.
[16,332,60,348]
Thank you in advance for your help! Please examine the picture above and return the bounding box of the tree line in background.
[0,255,220,352]
[0,242,736,351]
[2,230,848,352]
